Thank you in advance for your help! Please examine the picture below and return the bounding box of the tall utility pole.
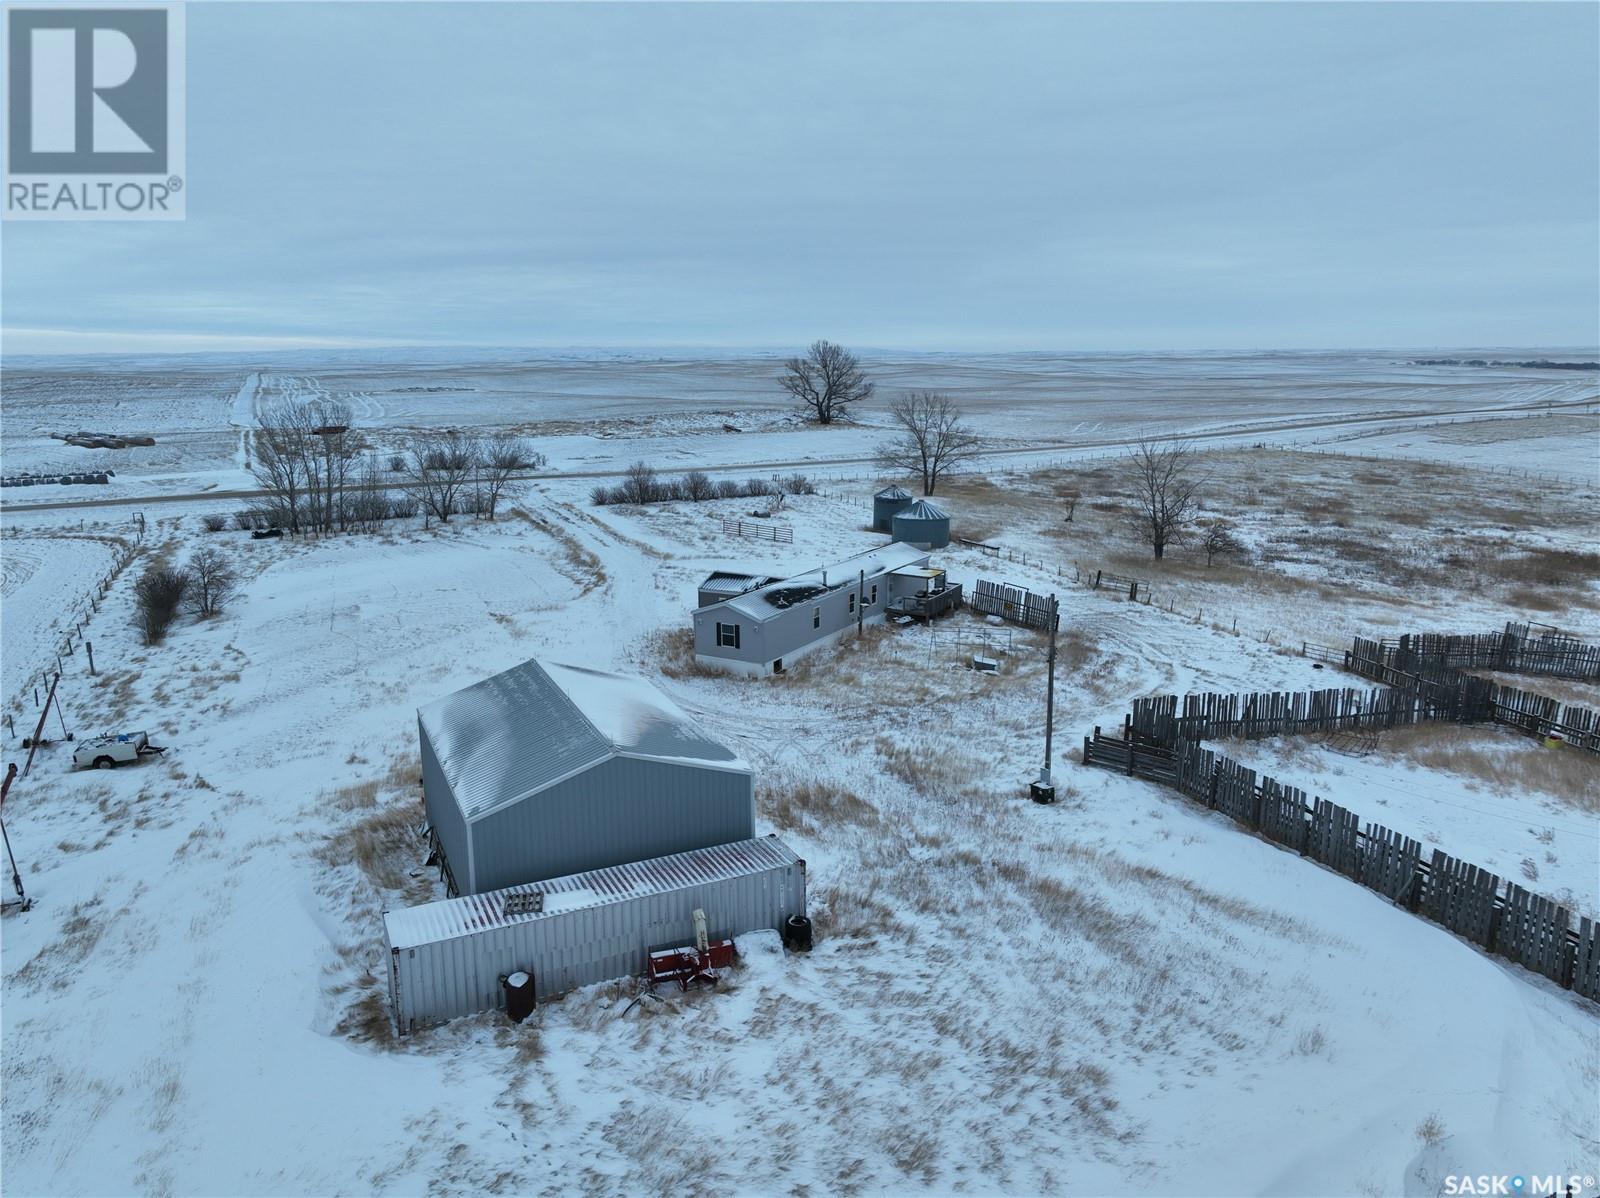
[1031,594,1060,804]
[1,763,29,912]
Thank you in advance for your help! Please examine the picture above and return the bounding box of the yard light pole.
[1031,594,1060,804]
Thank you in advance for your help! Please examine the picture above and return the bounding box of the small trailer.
[73,732,164,770]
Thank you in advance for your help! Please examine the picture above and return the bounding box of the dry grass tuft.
[334,985,398,1047]
[1375,725,1599,813]
[650,627,737,680]
[757,776,879,834]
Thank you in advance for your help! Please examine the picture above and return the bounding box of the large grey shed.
[891,499,951,549]
[418,658,754,896]
[872,485,915,531]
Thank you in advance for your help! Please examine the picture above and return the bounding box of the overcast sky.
[3,1,1597,354]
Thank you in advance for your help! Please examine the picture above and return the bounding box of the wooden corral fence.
[1348,636,1600,754]
[968,579,1059,631]
[1375,621,1600,681]
[1128,687,1447,746]
[719,517,793,545]
[1081,728,1600,1003]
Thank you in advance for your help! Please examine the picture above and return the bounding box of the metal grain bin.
[891,499,951,549]
[872,485,914,532]
[385,835,807,1033]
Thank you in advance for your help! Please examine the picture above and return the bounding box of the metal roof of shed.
[417,658,749,822]
[384,835,800,946]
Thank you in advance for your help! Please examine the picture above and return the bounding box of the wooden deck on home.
[890,583,965,622]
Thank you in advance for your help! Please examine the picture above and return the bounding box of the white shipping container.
[384,835,806,1033]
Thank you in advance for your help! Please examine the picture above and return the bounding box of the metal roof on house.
[698,572,779,598]
[896,499,949,520]
[417,659,749,822]
[874,485,913,500]
[716,542,932,621]
[384,835,800,946]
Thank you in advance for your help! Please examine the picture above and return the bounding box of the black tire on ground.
[784,914,814,952]
[94,756,115,770]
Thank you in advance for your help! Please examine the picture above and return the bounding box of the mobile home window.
[869,583,879,605]
[716,622,741,648]
[847,592,856,614]
[812,607,821,629]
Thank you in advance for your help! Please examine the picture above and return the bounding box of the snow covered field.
[3,350,1595,502]
[1,352,1598,1197]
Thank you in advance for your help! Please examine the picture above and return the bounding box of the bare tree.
[403,432,478,525]
[476,432,537,520]
[186,548,238,616]
[875,391,981,496]
[250,399,315,532]
[250,397,359,533]
[780,339,873,425]
[1201,520,1240,567]
[1127,438,1205,560]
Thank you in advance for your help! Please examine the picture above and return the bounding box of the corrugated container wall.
[386,837,806,1032]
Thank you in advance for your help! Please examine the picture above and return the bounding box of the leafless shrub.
[201,513,229,533]
[684,470,717,501]
[1415,1112,1448,1147]
[715,479,741,499]
[185,547,237,617]
[134,564,189,645]
[619,461,659,505]
[1201,520,1241,567]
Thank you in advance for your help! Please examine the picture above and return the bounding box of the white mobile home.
[691,542,958,675]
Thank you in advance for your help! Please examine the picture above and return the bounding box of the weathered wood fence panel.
[1348,634,1600,753]
[1079,726,1598,1005]
[1420,853,1501,947]
[969,579,1059,631]
[1495,885,1572,985]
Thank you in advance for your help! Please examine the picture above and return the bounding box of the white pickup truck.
[73,731,165,770]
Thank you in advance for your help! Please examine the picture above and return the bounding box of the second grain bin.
[872,485,914,532]
[891,499,951,549]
